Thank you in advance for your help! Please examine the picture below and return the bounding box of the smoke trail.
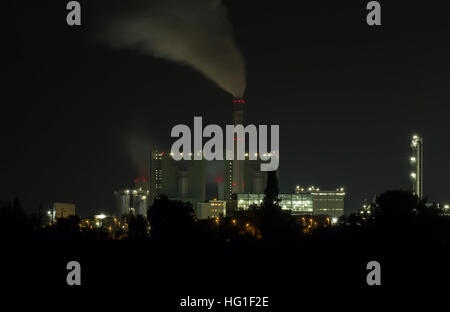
[125,136,152,180]
[97,0,246,97]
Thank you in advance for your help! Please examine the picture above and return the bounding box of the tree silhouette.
[127,214,149,240]
[0,197,30,235]
[257,171,300,243]
[53,215,81,234]
[262,171,280,210]
[147,195,197,241]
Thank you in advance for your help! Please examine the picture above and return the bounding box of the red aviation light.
[233,182,237,187]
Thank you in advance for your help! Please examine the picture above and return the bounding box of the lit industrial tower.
[410,134,423,199]
[231,98,245,195]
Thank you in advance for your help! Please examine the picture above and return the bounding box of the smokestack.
[232,98,245,125]
[232,98,245,194]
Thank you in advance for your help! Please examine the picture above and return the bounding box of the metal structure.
[114,188,148,216]
[410,134,423,199]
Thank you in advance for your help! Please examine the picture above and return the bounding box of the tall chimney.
[232,98,245,194]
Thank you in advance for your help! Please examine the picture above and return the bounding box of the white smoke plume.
[98,0,246,97]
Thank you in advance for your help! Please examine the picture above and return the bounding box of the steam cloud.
[126,136,152,179]
[98,0,246,97]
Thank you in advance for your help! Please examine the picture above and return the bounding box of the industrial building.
[224,156,267,200]
[149,149,206,208]
[48,202,76,222]
[232,186,345,218]
[114,187,149,216]
[196,199,227,219]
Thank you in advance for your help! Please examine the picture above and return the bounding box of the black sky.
[3,0,450,216]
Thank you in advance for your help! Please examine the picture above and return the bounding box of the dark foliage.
[147,195,197,241]
[1,188,449,289]
[127,214,150,240]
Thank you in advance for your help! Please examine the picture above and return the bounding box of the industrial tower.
[228,99,245,194]
[223,98,267,201]
[410,134,423,199]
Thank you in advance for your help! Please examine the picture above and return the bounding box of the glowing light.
[331,217,338,224]
[95,214,106,219]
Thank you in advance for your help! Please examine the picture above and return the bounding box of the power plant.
[113,97,345,220]
[410,134,423,199]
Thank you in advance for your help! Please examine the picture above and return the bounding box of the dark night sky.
[3,0,450,216]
